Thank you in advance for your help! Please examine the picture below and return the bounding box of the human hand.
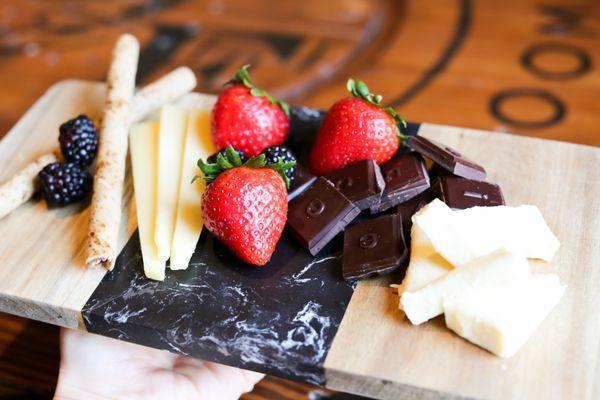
[54,328,264,400]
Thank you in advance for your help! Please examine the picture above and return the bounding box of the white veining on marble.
[84,235,353,385]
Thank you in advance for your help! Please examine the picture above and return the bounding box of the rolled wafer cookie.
[0,67,197,222]
[0,152,59,219]
[86,34,140,270]
[131,66,197,122]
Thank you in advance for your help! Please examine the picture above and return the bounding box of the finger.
[172,359,264,400]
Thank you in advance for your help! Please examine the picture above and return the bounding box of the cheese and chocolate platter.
[0,34,598,399]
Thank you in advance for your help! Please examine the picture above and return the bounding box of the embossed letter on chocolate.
[370,153,430,213]
[342,213,408,281]
[323,159,385,211]
[287,177,361,256]
[433,176,505,209]
[406,136,486,181]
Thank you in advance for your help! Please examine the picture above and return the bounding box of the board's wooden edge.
[324,369,470,400]
[0,80,110,330]
[419,122,600,153]
[0,81,216,331]
[2,81,599,399]
[0,79,105,173]
[0,292,82,330]
[323,123,600,400]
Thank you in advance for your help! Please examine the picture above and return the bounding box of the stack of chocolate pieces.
[396,136,506,237]
[406,136,487,181]
[369,153,430,213]
[323,159,385,211]
[287,134,506,283]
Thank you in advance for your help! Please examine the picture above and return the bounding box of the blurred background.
[0,0,598,398]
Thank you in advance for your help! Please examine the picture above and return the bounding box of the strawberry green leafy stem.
[193,145,295,189]
[226,65,290,116]
[346,78,409,142]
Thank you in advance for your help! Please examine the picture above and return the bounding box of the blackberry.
[38,162,93,207]
[207,148,248,164]
[261,145,297,183]
[59,114,99,166]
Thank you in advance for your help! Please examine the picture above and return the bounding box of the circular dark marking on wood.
[521,42,592,80]
[389,0,472,107]
[489,88,566,129]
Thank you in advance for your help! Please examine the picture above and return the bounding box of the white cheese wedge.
[397,224,454,307]
[129,122,165,281]
[413,199,560,267]
[154,105,187,262]
[401,249,531,325]
[444,274,565,358]
[170,110,215,270]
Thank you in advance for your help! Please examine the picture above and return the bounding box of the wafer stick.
[86,34,140,270]
[0,152,59,219]
[131,66,197,122]
[0,67,197,222]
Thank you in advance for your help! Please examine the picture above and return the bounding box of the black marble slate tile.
[83,229,353,385]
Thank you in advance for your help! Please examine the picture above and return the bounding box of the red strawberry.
[195,146,294,266]
[211,65,290,157]
[309,79,406,176]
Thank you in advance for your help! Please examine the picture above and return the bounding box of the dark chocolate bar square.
[406,136,486,181]
[342,213,407,281]
[432,176,505,209]
[369,153,430,214]
[287,177,360,256]
[323,159,385,211]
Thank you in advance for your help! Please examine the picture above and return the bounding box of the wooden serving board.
[0,80,599,400]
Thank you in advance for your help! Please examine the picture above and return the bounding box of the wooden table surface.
[0,0,598,398]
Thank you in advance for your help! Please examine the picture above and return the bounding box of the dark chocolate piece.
[427,163,453,180]
[406,136,486,181]
[287,177,361,256]
[403,121,422,137]
[369,153,430,214]
[323,159,385,211]
[396,188,436,234]
[432,176,504,209]
[288,165,317,201]
[342,213,407,281]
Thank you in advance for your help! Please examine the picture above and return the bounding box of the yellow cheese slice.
[397,224,454,302]
[170,110,215,270]
[129,122,165,281]
[413,199,560,267]
[401,249,531,325]
[444,274,565,358]
[154,105,187,262]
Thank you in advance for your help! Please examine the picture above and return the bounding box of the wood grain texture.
[1,1,599,145]
[2,80,599,400]
[0,1,599,398]
[0,81,135,329]
[324,125,600,400]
